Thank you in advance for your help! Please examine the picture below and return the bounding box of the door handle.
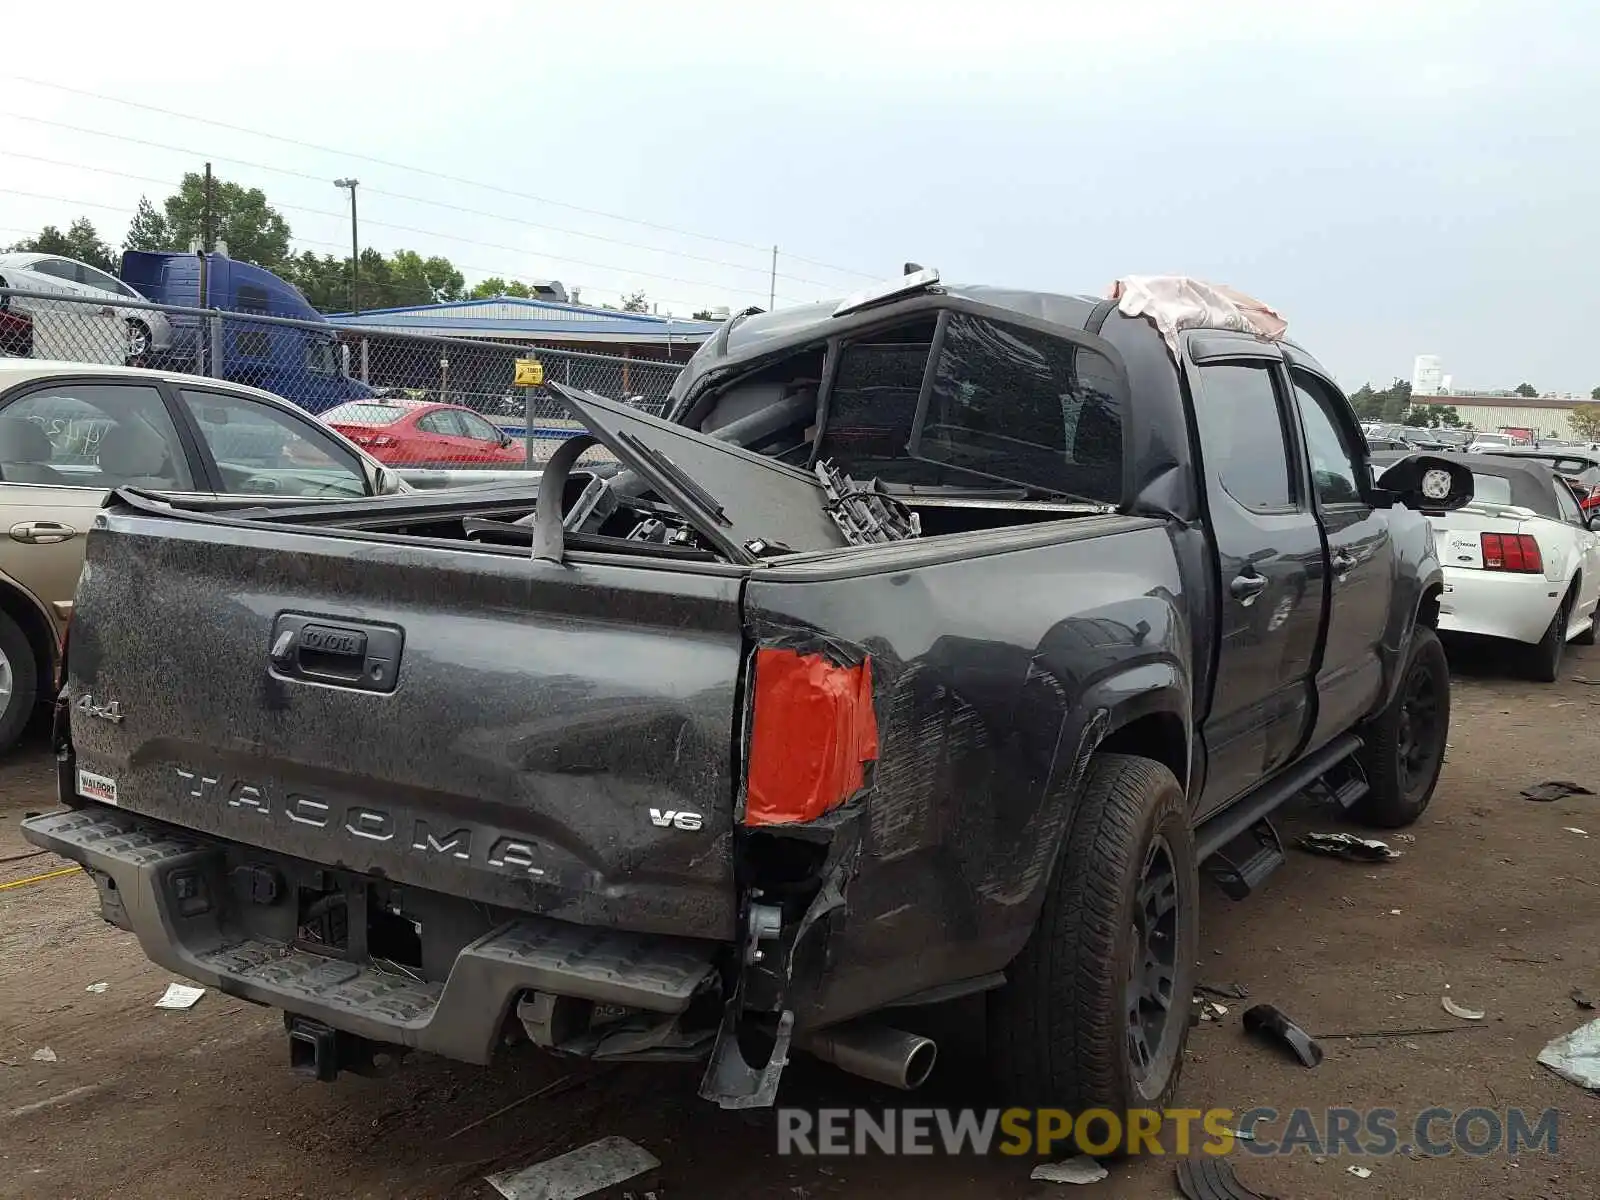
[1230,572,1267,605]
[9,520,77,545]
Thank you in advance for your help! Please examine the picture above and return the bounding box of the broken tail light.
[744,647,879,826]
[1481,532,1543,573]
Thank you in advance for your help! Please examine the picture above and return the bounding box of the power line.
[0,184,715,312]
[0,171,814,305]
[8,76,881,281]
[0,115,846,290]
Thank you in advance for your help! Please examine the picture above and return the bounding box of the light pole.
[333,178,360,314]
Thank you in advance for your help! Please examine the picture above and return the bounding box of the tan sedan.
[0,359,404,752]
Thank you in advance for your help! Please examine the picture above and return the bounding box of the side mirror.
[1373,454,1474,512]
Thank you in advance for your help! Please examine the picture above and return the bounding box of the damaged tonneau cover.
[547,382,852,563]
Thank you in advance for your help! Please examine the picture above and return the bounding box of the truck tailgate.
[64,508,744,941]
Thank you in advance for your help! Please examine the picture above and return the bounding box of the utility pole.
[334,178,361,313]
[769,245,777,310]
[202,162,214,252]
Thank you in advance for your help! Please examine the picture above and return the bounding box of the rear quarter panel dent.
[744,524,1193,1025]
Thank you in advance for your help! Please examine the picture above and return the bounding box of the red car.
[322,399,525,467]
[0,307,34,358]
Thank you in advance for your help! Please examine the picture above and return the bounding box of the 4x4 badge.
[74,695,125,724]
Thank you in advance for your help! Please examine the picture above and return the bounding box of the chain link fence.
[0,286,691,471]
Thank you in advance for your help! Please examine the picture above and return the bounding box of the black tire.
[0,610,38,755]
[1352,626,1449,828]
[988,753,1198,1124]
[1530,590,1574,683]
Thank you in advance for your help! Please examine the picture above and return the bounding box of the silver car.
[0,358,406,753]
[0,253,174,364]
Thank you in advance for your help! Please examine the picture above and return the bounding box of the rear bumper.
[21,805,719,1064]
[1438,567,1563,644]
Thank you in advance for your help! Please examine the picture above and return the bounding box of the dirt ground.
[3,641,1598,1200]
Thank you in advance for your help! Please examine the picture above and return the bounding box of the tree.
[620,290,648,313]
[1434,405,1462,428]
[387,251,465,305]
[8,217,117,272]
[279,251,348,312]
[1569,406,1600,442]
[692,309,719,321]
[1591,386,1600,401]
[1402,407,1431,427]
[157,172,292,269]
[1378,378,1413,424]
[467,277,533,300]
[123,196,169,253]
[1514,382,1538,398]
[1349,383,1382,421]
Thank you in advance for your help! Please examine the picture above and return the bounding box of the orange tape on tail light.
[744,647,879,826]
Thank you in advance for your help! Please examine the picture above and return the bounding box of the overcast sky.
[2,0,1594,392]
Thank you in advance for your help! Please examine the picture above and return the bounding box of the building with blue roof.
[325,294,721,361]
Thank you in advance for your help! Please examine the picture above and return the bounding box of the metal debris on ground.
[1521,780,1595,802]
[30,1047,57,1062]
[1537,1017,1600,1091]
[154,983,206,1010]
[1193,996,1231,1023]
[1318,1025,1486,1040]
[1243,1003,1324,1068]
[84,982,108,994]
[1295,832,1400,862]
[1572,988,1594,1011]
[1348,1164,1373,1179]
[1029,1155,1109,1185]
[1175,1155,1276,1200]
[1441,996,1485,1021]
[485,1136,660,1200]
[1564,827,1589,837]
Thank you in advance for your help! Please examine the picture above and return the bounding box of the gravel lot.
[3,640,1598,1199]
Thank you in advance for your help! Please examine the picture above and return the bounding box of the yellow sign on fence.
[513,359,546,387]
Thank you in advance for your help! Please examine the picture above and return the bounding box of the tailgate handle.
[268,615,403,693]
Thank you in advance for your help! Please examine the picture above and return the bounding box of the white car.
[1417,454,1600,680]
[1466,433,1517,453]
[0,253,174,364]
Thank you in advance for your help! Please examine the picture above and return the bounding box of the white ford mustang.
[1374,452,1600,681]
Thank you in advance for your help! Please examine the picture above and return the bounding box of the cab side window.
[1292,372,1364,506]
[1193,362,1295,512]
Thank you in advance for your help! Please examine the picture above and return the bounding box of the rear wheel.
[1531,590,1574,683]
[1352,626,1449,828]
[988,754,1198,1125]
[126,319,151,364]
[0,611,39,755]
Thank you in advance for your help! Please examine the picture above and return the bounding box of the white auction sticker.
[76,768,118,806]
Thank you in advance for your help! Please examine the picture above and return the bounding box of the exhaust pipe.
[800,1023,938,1090]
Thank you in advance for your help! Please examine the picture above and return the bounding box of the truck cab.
[120,250,375,413]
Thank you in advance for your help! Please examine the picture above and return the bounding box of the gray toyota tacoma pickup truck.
[25,272,1472,1116]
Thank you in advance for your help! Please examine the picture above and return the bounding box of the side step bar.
[1194,733,1363,894]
